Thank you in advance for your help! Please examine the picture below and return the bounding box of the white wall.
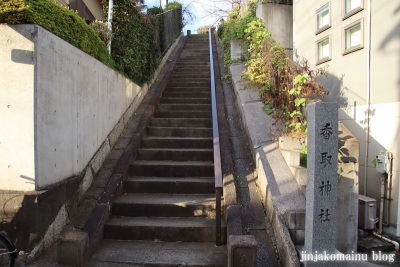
[0,25,143,190]
[0,25,36,191]
[294,0,400,236]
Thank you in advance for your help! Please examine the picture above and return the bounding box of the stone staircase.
[88,34,227,266]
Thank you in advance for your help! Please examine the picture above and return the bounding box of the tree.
[198,0,243,21]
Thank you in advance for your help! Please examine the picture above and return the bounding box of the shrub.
[90,20,113,47]
[219,0,328,135]
[106,0,159,84]
[0,0,115,69]
[165,1,183,31]
[197,25,215,34]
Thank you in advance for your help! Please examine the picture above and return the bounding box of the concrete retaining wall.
[256,1,293,52]
[0,24,182,251]
[1,24,158,191]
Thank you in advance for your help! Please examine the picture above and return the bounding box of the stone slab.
[228,235,257,267]
[255,143,306,216]
[58,230,89,267]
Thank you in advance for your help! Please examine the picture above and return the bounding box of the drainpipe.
[107,0,114,53]
[397,159,400,236]
[378,173,387,234]
[385,153,393,227]
[373,232,399,251]
[363,0,372,196]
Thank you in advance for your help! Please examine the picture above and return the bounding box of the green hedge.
[108,0,158,84]
[0,0,115,69]
[1,0,183,85]
[165,2,183,33]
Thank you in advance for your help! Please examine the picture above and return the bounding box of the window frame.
[316,2,331,35]
[342,0,364,20]
[342,19,364,55]
[316,35,331,65]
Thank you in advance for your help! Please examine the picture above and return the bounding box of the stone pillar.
[304,102,346,266]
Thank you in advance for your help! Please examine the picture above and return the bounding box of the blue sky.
[145,0,232,33]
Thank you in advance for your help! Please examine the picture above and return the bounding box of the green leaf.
[294,97,306,107]
[290,111,301,118]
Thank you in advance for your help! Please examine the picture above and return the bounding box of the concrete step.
[170,73,211,79]
[129,160,214,177]
[157,103,211,112]
[172,69,210,74]
[147,126,212,137]
[172,67,210,72]
[177,59,209,63]
[162,91,210,98]
[176,57,209,61]
[104,216,223,242]
[136,148,213,161]
[123,176,214,194]
[151,118,212,128]
[141,137,212,149]
[178,55,210,58]
[169,77,211,83]
[186,39,209,43]
[112,194,216,218]
[160,97,211,104]
[88,240,227,267]
[173,65,210,70]
[154,110,212,118]
[167,81,210,88]
[164,87,210,93]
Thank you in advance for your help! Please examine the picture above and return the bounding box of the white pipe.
[363,0,372,196]
[107,0,114,53]
[386,153,393,226]
[379,174,385,233]
[397,180,400,236]
[373,232,399,251]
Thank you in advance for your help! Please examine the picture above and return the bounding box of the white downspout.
[107,0,114,53]
[397,165,400,236]
[363,0,371,196]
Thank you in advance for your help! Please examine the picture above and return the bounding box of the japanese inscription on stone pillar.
[305,102,339,255]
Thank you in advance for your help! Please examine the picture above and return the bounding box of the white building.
[294,0,400,237]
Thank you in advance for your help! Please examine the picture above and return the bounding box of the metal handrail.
[208,26,223,246]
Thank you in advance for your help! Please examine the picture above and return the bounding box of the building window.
[343,19,364,55]
[316,3,331,34]
[316,35,331,64]
[343,0,364,20]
